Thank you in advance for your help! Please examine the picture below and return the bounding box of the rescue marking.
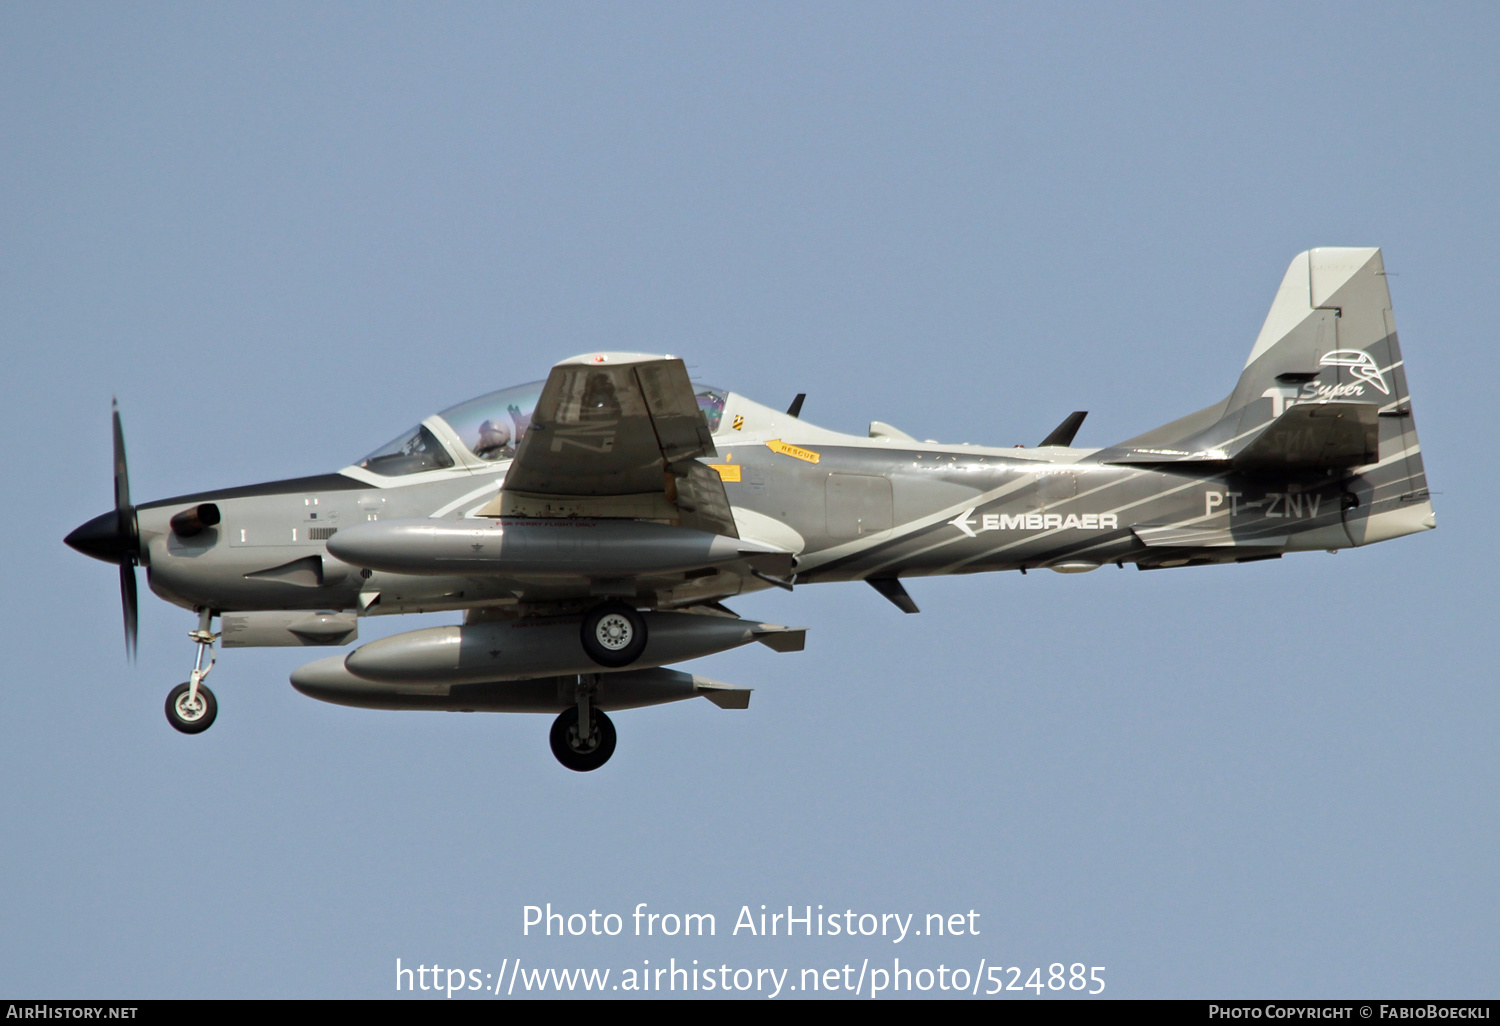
[765,439,820,464]
[708,464,742,483]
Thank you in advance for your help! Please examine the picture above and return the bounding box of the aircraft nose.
[65,510,131,564]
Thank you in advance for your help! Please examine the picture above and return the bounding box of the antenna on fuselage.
[1039,411,1087,447]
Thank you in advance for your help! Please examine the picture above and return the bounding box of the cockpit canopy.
[437,381,545,464]
[357,380,728,477]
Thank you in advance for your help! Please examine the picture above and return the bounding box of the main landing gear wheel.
[549,706,617,772]
[580,601,647,668]
[165,682,217,734]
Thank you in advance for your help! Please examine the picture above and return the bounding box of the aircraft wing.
[479,353,737,536]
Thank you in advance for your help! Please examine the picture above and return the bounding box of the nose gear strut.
[166,607,220,735]
[549,674,616,771]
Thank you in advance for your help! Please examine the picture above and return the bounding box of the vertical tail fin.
[1111,248,1433,544]
[1232,248,1404,420]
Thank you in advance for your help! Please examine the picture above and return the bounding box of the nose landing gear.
[166,607,219,735]
[165,680,217,733]
[549,675,616,771]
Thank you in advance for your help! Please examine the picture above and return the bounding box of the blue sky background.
[2,2,1496,998]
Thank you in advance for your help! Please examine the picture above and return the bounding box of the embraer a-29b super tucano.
[67,248,1434,770]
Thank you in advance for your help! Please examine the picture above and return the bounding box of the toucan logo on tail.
[1319,350,1390,395]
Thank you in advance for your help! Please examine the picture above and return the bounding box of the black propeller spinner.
[64,399,140,659]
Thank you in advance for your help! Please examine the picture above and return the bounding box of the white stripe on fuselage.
[427,477,506,519]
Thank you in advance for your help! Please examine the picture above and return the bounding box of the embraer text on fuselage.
[949,509,1118,538]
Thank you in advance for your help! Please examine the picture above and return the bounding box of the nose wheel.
[166,607,220,735]
[550,678,616,771]
[166,681,217,734]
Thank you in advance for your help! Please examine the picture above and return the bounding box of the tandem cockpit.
[351,380,731,481]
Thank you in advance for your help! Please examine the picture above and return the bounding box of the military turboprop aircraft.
[66,247,1433,770]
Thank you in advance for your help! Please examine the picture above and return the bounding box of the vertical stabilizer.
[1111,248,1433,545]
[1232,248,1399,418]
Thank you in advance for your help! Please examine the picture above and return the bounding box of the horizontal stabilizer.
[1108,401,1379,474]
[1105,447,1230,467]
[1231,401,1378,471]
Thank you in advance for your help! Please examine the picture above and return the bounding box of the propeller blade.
[109,399,140,565]
[112,398,131,512]
[119,563,138,661]
[111,399,139,660]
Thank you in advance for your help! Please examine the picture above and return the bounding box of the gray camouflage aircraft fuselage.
[67,248,1434,769]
